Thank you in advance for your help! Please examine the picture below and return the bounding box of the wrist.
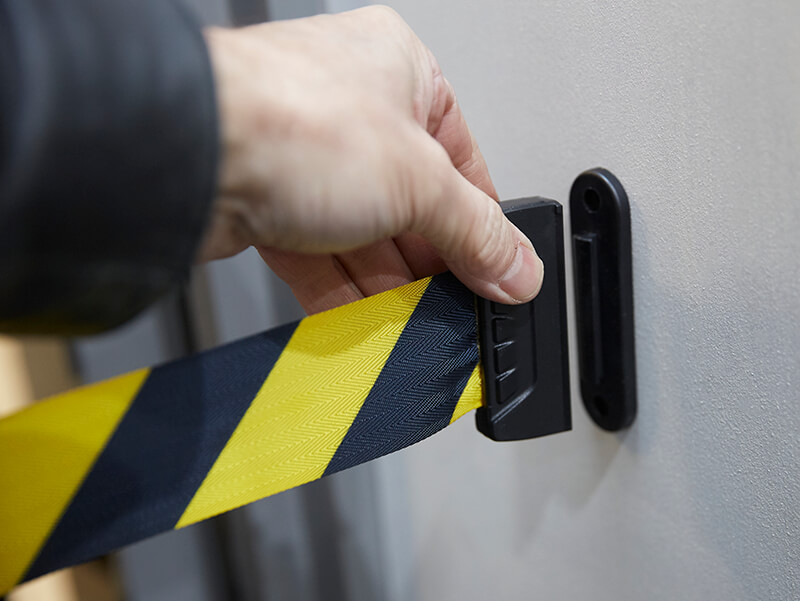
[205,27,250,195]
[198,27,257,261]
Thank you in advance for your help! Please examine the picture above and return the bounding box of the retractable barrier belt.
[0,198,571,595]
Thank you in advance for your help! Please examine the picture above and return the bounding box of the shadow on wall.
[510,411,624,546]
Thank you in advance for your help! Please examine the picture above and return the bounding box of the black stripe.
[24,321,298,581]
[323,272,479,477]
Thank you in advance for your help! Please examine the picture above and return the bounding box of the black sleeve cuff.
[0,0,218,335]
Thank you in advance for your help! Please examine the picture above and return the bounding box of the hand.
[199,6,543,314]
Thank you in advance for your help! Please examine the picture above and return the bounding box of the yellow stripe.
[177,278,432,527]
[450,364,484,424]
[0,369,148,592]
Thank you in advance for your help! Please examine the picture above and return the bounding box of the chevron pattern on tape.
[0,272,484,594]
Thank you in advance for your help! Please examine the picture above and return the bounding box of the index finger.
[429,75,498,201]
[395,74,499,277]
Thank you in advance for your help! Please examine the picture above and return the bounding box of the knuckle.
[472,202,507,259]
[458,200,515,275]
[368,5,402,23]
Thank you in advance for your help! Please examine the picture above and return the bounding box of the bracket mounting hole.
[583,188,601,213]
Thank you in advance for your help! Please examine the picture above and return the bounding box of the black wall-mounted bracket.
[570,168,637,430]
[474,168,636,441]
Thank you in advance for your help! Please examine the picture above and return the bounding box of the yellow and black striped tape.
[0,272,484,594]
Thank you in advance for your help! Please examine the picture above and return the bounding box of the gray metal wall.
[351,1,800,599]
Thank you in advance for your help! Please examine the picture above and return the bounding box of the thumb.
[410,145,544,304]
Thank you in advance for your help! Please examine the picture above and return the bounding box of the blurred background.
[2,0,799,600]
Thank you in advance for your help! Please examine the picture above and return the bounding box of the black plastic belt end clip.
[475,198,571,441]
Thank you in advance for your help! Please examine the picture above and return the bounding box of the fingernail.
[498,243,544,302]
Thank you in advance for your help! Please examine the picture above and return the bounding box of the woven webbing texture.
[0,273,484,594]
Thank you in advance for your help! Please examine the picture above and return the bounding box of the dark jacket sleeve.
[0,0,218,335]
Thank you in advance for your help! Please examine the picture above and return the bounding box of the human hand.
[199,6,543,314]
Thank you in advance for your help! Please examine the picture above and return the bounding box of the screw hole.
[593,395,609,417]
[584,188,601,213]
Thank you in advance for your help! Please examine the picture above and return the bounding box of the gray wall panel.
[364,0,800,599]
